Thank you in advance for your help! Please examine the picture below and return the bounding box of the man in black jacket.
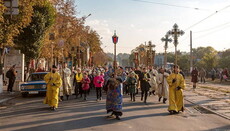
[7,65,17,93]
[139,67,151,103]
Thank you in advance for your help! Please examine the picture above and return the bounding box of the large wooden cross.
[168,24,184,47]
[147,41,155,67]
[161,34,172,50]
[161,34,172,67]
[168,23,184,65]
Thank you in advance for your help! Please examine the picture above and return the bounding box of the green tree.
[195,46,218,71]
[178,53,190,70]
[166,52,175,63]
[217,48,230,69]
[14,1,56,62]
[218,56,230,69]
[221,49,230,57]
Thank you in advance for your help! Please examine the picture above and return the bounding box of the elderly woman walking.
[106,77,123,120]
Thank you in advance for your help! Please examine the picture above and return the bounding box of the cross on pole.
[147,41,155,67]
[168,23,184,65]
[160,34,172,97]
[161,34,172,68]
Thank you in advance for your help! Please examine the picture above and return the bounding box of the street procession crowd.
[42,63,185,120]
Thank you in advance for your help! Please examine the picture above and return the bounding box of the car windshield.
[27,73,47,81]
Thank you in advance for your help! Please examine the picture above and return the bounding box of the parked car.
[20,72,48,97]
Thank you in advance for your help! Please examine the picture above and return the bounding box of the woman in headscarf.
[106,76,123,120]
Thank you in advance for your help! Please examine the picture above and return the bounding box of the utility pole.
[77,37,81,68]
[190,31,193,72]
[168,24,184,65]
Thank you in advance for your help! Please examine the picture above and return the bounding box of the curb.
[0,97,15,104]
[185,98,230,121]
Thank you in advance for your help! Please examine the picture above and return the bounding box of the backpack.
[6,70,12,78]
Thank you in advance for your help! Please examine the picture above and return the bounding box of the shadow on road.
[0,92,172,131]
[4,112,169,131]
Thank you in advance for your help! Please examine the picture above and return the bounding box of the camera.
[172,78,177,83]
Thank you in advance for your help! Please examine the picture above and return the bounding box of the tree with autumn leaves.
[40,0,108,66]
[0,0,36,47]
[0,0,109,69]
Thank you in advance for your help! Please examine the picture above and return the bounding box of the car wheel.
[38,92,46,96]
[22,92,28,97]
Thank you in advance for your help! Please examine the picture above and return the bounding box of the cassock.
[60,67,72,96]
[157,72,169,99]
[167,73,185,112]
[44,72,62,108]
[149,70,158,93]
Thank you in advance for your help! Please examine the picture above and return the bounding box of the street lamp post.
[49,33,55,66]
[82,14,91,21]
[112,30,118,76]
[168,23,184,65]
[71,47,76,71]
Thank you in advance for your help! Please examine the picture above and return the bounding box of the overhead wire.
[184,5,230,31]
[132,0,210,11]
[193,24,230,40]
[129,1,230,53]
[166,5,230,52]
[193,21,230,33]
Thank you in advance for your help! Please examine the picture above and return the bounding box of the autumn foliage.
[0,0,109,67]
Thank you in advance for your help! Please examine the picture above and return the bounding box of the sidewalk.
[186,79,230,93]
[0,89,20,108]
[197,82,230,93]
[184,84,230,119]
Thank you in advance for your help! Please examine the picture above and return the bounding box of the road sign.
[4,0,19,15]
[4,8,19,15]
[4,0,19,7]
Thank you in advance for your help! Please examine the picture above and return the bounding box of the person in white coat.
[148,68,158,96]
[157,68,169,104]
[60,62,72,100]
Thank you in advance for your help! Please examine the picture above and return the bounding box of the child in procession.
[82,72,91,100]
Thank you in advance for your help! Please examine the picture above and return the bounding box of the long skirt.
[44,86,59,108]
[106,85,123,116]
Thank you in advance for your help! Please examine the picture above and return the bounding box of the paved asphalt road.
[0,90,229,131]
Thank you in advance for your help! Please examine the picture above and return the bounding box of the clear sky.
[75,0,230,54]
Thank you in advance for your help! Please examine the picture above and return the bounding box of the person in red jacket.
[82,72,91,100]
[94,71,104,101]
